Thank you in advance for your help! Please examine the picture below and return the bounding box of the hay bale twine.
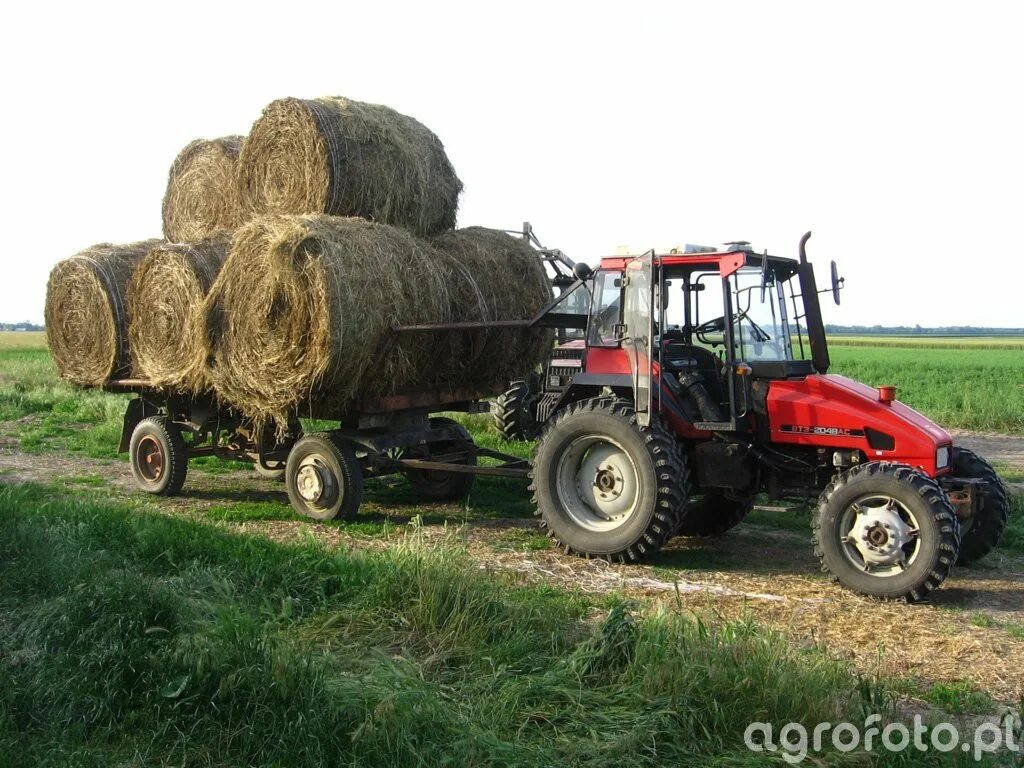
[237,97,462,236]
[203,215,550,427]
[127,237,230,391]
[45,240,163,386]
[161,136,243,242]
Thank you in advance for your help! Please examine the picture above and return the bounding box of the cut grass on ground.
[0,483,995,767]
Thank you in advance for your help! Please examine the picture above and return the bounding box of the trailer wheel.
[129,416,187,496]
[285,433,363,521]
[813,462,959,602]
[254,461,286,481]
[530,397,689,562]
[951,447,1010,565]
[674,491,755,537]
[404,417,477,502]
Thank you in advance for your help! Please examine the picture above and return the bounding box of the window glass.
[588,270,621,347]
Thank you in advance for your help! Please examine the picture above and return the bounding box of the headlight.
[936,445,951,470]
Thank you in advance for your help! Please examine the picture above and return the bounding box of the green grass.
[3,482,977,767]
[830,335,1024,350]
[829,345,1024,434]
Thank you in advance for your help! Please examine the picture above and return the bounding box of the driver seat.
[660,341,725,404]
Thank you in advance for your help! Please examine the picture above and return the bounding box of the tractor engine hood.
[766,374,952,476]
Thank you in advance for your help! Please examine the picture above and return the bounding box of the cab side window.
[588,270,621,347]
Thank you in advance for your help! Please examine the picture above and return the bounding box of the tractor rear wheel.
[952,447,1009,565]
[404,417,477,502]
[530,397,689,562]
[813,462,959,602]
[493,378,539,441]
[675,491,755,537]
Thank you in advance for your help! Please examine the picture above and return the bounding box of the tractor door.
[622,251,656,426]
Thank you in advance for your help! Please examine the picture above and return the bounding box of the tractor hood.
[766,374,952,476]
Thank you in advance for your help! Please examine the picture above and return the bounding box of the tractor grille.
[547,346,584,381]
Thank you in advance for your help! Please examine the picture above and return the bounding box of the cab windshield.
[672,264,808,364]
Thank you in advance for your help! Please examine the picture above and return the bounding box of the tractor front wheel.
[952,447,1010,565]
[813,462,959,602]
[530,397,689,562]
[493,378,539,441]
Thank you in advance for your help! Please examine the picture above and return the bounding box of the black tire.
[254,462,286,481]
[404,417,477,502]
[530,397,689,562]
[493,380,538,441]
[813,462,960,602]
[285,433,363,521]
[951,447,1010,565]
[675,491,755,537]
[129,416,187,496]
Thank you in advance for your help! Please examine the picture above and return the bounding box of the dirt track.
[2,428,1023,706]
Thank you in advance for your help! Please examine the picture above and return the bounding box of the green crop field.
[828,344,1024,434]
[830,335,1024,350]
[2,331,1023,765]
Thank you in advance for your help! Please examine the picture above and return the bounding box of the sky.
[1,0,1021,328]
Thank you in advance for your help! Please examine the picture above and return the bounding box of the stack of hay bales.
[45,95,552,427]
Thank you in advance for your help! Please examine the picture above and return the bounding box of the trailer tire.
[286,433,363,521]
[493,379,539,441]
[813,462,959,602]
[129,416,187,496]
[404,417,477,502]
[952,447,1009,565]
[530,397,689,562]
[255,462,286,481]
[675,492,755,537]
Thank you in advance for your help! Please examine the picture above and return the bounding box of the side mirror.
[573,262,593,281]
[831,260,845,305]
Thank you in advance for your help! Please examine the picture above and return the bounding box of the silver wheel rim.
[555,434,640,532]
[294,454,339,512]
[839,494,922,577]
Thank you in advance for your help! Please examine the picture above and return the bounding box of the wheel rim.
[555,434,640,532]
[839,494,922,577]
[294,454,339,512]
[136,435,164,483]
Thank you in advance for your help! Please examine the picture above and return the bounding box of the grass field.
[2,331,1023,765]
[830,335,1024,350]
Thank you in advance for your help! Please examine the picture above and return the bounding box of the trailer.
[110,364,530,522]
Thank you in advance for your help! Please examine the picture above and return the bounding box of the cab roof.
[598,249,800,279]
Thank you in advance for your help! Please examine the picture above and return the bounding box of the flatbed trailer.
[106,377,530,521]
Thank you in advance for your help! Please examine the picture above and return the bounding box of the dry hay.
[430,227,554,386]
[127,236,230,391]
[237,97,462,236]
[45,240,163,386]
[203,215,551,427]
[161,136,243,242]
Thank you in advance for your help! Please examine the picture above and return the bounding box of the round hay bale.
[203,216,551,427]
[161,136,243,242]
[45,240,163,386]
[237,97,462,236]
[127,236,230,391]
[429,226,554,385]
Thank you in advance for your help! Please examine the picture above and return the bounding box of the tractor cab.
[528,234,838,437]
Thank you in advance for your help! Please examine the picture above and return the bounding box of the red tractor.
[514,233,1008,601]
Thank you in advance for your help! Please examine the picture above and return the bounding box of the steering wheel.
[694,315,727,336]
